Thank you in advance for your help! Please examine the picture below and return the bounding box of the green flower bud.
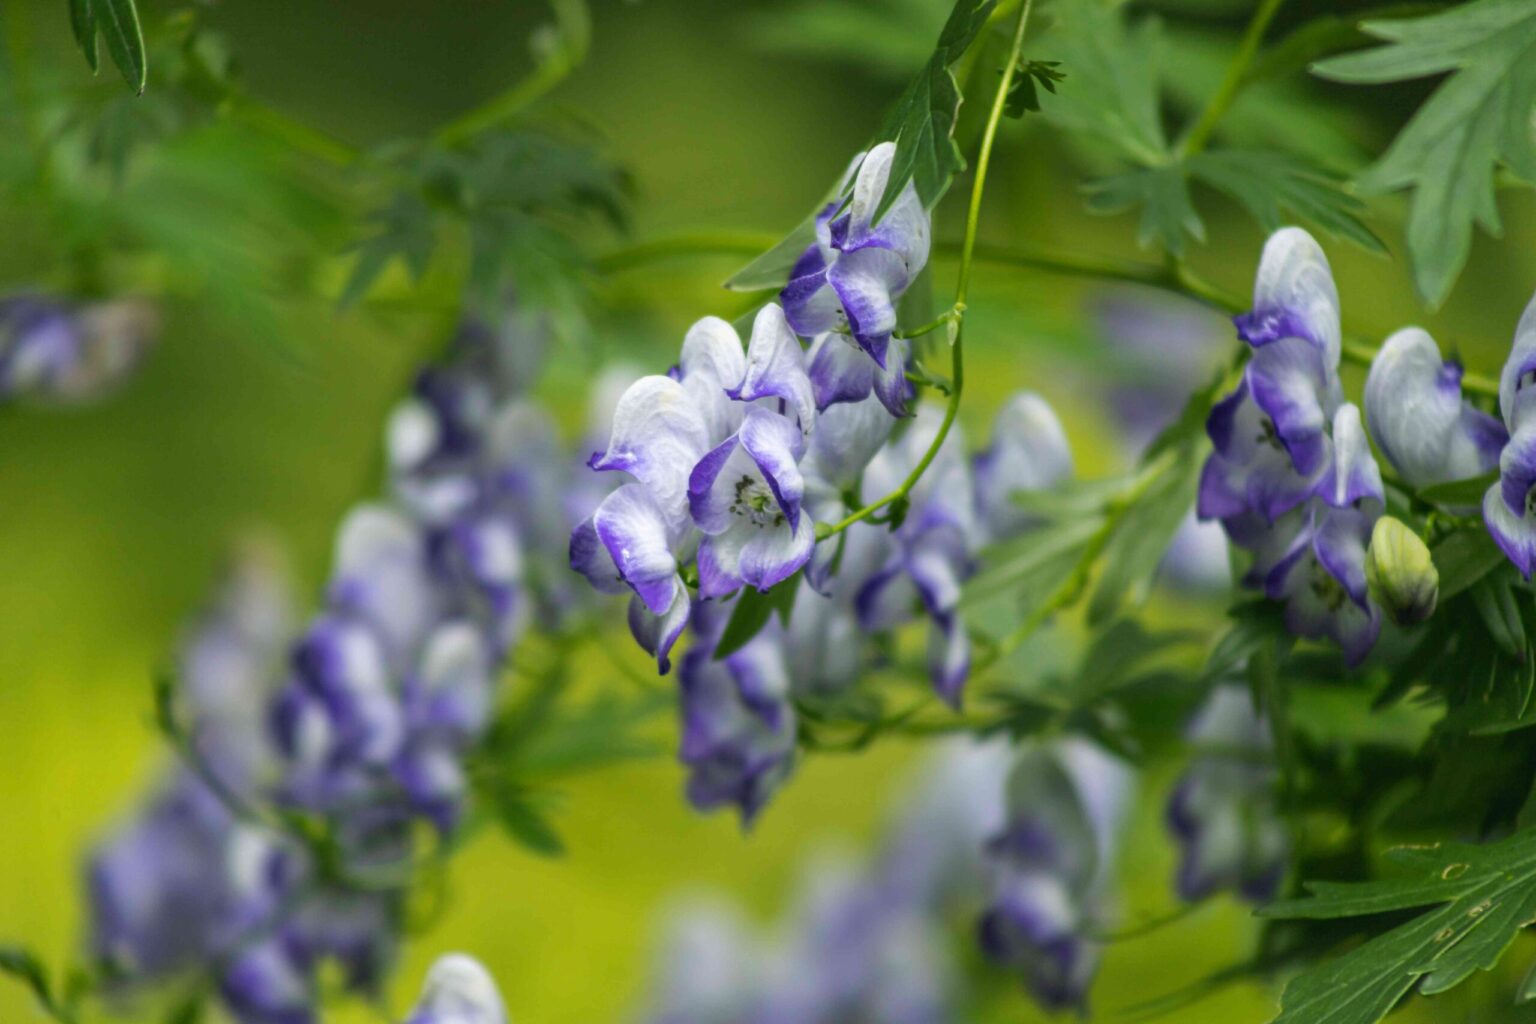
[1365,517,1438,627]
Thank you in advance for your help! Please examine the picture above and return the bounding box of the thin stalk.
[818,0,1036,542]
[229,98,361,166]
[1177,0,1288,159]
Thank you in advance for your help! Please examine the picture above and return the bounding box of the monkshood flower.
[781,141,930,379]
[1483,293,1536,577]
[402,953,509,1024]
[1167,685,1287,902]
[0,293,158,403]
[88,546,294,980]
[572,305,823,671]
[640,900,762,1024]
[676,601,797,824]
[1199,227,1344,525]
[972,391,1073,541]
[1365,327,1505,489]
[978,738,1133,1012]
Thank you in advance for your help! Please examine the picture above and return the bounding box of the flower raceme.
[1199,228,1385,665]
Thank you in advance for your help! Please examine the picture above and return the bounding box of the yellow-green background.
[5,1,1536,1021]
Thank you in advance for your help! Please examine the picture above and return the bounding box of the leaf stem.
[228,98,361,166]
[1177,0,1288,159]
[817,0,1036,542]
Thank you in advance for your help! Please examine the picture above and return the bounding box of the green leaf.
[1432,527,1507,600]
[1416,471,1499,507]
[868,0,998,222]
[1188,150,1384,253]
[1003,59,1065,118]
[1312,1,1536,305]
[0,946,55,1017]
[511,691,668,776]
[1205,600,1289,684]
[1084,164,1203,256]
[493,791,567,858]
[70,0,99,73]
[1241,4,1446,86]
[1261,827,1536,1024]
[724,210,822,292]
[1087,445,1201,624]
[961,515,1103,609]
[95,0,148,93]
[1470,573,1524,658]
[715,573,800,660]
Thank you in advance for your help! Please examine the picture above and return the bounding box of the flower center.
[731,474,785,529]
[1255,417,1285,452]
[1525,484,1536,519]
[1309,562,1347,612]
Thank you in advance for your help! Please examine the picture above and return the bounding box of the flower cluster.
[1165,685,1287,903]
[0,294,157,404]
[977,738,1133,1012]
[638,736,1132,1020]
[1198,228,1386,665]
[1476,295,1536,576]
[88,316,551,1024]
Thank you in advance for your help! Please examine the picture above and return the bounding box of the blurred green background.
[6,1,1536,1021]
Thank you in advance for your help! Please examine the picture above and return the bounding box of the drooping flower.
[972,391,1073,541]
[781,142,931,375]
[978,739,1133,1012]
[676,605,797,824]
[1483,293,1536,578]
[402,954,509,1024]
[1365,327,1505,489]
[1167,685,1288,902]
[0,294,158,403]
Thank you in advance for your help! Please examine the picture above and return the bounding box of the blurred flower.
[402,953,509,1024]
[1484,292,1536,577]
[0,294,158,404]
[780,142,931,374]
[972,391,1072,541]
[1167,685,1288,903]
[1364,328,1505,490]
[979,738,1133,1012]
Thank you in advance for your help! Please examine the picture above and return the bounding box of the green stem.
[818,0,1036,542]
[229,98,360,166]
[894,306,962,340]
[1177,0,1288,159]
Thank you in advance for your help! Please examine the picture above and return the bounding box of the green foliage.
[868,0,998,222]
[0,946,81,1023]
[1313,0,1536,306]
[1003,59,1064,118]
[714,572,800,660]
[490,786,568,858]
[342,127,630,325]
[68,0,147,93]
[1261,828,1536,1024]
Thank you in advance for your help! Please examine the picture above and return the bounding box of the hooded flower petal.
[1245,335,1339,476]
[729,304,815,436]
[588,375,711,533]
[1499,292,1536,433]
[800,392,896,493]
[592,483,681,615]
[1234,227,1341,371]
[679,317,748,445]
[1319,404,1383,510]
[628,583,690,674]
[1365,327,1505,487]
[974,392,1074,539]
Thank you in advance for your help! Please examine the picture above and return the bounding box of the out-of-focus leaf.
[1261,828,1536,1024]
[1416,471,1499,507]
[1470,574,1523,658]
[1242,4,1446,86]
[1084,164,1203,256]
[1204,600,1289,683]
[715,573,799,660]
[1188,149,1383,253]
[512,690,669,776]
[493,792,567,858]
[0,946,56,1018]
[1431,528,1507,599]
[724,211,821,292]
[70,0,99,73]
[1312,1,1536,305]
[868,0,999,222]
[961,516,1103,609]
[1004,59,1065,118]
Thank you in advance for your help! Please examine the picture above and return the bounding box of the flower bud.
[1365,517,1438,626]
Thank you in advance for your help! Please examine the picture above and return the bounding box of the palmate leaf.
[1084,150,1379,257]
[1312,0,1536,306]
[68,0,148,92]
[1260,828,1536,1024]
[869,0,997,222]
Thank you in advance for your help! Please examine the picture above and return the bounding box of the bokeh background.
[5,1,1536,1021]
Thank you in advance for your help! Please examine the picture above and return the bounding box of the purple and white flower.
[0,293,158,403]
[972,391,1073,541]
[1365,327,1506,490]
[1483,293,1536,577]
[1167,685,1287,903]
[402,954,509,1024]
[978,738,1132,1012]
[781,142,931,382]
